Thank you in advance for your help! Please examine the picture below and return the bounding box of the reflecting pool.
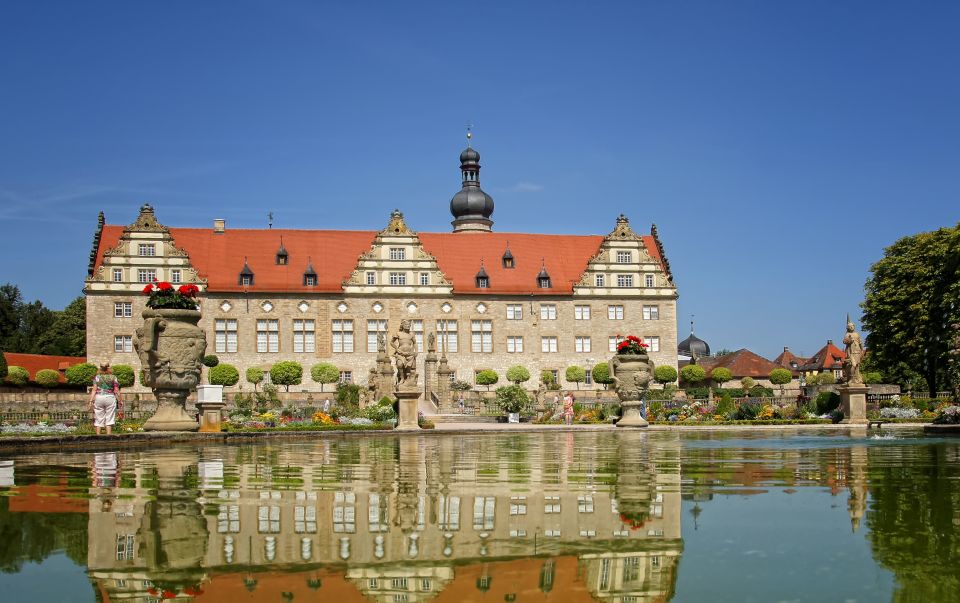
[0,429,958,602]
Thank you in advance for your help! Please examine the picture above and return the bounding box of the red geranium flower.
[142,284,154,294]
[156,281,173,291]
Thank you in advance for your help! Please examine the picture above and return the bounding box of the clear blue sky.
[1,1,957,360]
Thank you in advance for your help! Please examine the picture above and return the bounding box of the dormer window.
[476,262,490,289]
[303,260,318,286]
[276,240,289,265]
[239,260,254,286]
[502,243,515,269]
[537,263,552,289]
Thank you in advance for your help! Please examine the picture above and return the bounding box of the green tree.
[311,363,340,392]
[506,365,531,385]
[35,369,60,388]
[862,223,960,398]
[769,368,792,396]
[476,369,499,391]
[592,362,613,388]
[112,365,135,388]
[202,355,220,367]
[495,384,531,414]
[680,364,706,386]
[270,361,303,392]
[5,366,28,386]
[246,367,264,391]
[35,296,86,356]
[710,367,733,389]
[654,365,678,387]
[540,370,559,390]
[0,284,24,350]
[7,300,56,354]
[65,363,97,387]
[565,366,586,389]
[740,376,756,391]
[862,371,884,384]
[0,352,7,380]
[818,372,836,385]
[209,364,240,386]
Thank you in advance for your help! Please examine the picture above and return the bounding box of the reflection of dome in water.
[679,333,710,357]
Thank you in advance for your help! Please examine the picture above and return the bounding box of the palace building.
[84,143,679,399]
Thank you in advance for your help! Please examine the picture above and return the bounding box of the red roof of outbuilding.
[698,349,781,379]
[2,353,86,382]
[801,341,847,371]
[94,225,666,295]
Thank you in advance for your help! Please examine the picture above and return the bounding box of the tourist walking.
[563,391,575,425]
[88,363,122,435]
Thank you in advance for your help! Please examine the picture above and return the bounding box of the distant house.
[797,340,847,382]
[773,346,808,378]
[2,352,87,384]
[697,349,787,389]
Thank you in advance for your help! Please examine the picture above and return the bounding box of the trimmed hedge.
[209,363,240,386]
[113,365,135,388]
[35,369,60,388]
[65,363,98,386]
[5,366,29,386]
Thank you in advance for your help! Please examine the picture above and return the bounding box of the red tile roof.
[697,349,780,379]
[801,341,846,371]
[2,353,87,382]
[93,225,666,295]
[773,347,808,376]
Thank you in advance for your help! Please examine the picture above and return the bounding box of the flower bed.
[1,421,77,436]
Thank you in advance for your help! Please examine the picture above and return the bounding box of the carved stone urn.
[610,353,654,427]
[135,308,206,431]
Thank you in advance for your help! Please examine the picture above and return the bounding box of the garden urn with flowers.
[134,282,205,431]
[610,335,655,427]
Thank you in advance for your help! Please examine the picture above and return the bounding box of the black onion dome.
[460,146,480,163]
[450,188,495,219]
[679,333,710,358]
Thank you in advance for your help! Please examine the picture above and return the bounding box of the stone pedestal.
[617,400,650,427]
[395,388,421,431]
[196,385,224,433]
[840,384,869,424]
[144,389,199,432]
[424,351,437,401]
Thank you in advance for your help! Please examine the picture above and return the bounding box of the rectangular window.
[170,269,181,284]
[595,274,605,287]
[437,320,458,353]
[137,243,155,256]
[617,274,634,288]
[541,336,558,353]
[574,305,591,320]
[137,269,156,284]
[473,496,495,530]
[368,492,389,533]
[642,305,660,320]
[367,319,388,353]
[476,277,489,288]
[585,369,592,385]
[294,492,317,534]
[293,319,315,353]
[616,250,632,263]
[578,495,594,513]
[389,272,406,285]
[471,320,493,353]
[412,319,423,352]
[645,274,655,287]
[333,491,356,533]
[305,274,317,286]
[608,305,624,320]
[114,335,133,353]
[544,495,561,514]
[506,336,523,353]
[506,304,523,320]
[609,336,624,353]
[115,535,135,560]
[112,268,123,282]
[419,272,429,286]
[366,272,376,285]
[439,494,460,531]
[510,496,527,515]
[215,319,238,353]
[389,248,405,260]
[332,319,354,353]
[540,304,557,320]
[114,302,132,318]
[241,275,253,286]
[217,500,240,533]
[575,336,591,353]
[339,371,352,384]
[256,319,279,353]
[643,336,660,353]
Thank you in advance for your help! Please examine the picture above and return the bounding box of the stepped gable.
[697,349,780,379]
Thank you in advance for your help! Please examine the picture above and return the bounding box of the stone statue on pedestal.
[392,319,418,389]
[843,315,864,385]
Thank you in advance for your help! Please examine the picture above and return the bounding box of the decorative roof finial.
[268,211,273,229]
[466,122,473,147]
[690,314,695,335]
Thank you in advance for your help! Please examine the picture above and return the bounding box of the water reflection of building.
[81,433,683,602]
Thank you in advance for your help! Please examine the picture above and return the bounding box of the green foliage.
[5,366,28,386]
[565,366,586,389]
[246,367,264,390]
[680,364,706,385]
[817,372,836,385]
[715,393,735,418]
[450,379,472,391]
[495,384,532,414]
[34,369,60,388]
[0,351,6,379]
[378,396,395,407]
[335,382,362,407]
[769,368,792,386]
[862,222,960,398]
[360,403,396,423]
[112,364,135,388]
[202,354,220,367]
[863,371,884,384]
[815,391,841,415]
[734,400,761,420]
[65,363,97,387]
[540,370,559,390]
[506,365,531,384]
[591,362,612,386]
[740,376,756,391]
[475,369,499,390]
[209,363,240,386]
[653,365,678,385]
[269,361,303,391]
[35,296,86,356]
[710,367,733,386]
[310,363,340,391]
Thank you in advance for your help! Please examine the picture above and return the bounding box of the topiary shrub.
[506,365,531,385]
[592,363,613,388]
[715,393,735,418]
[654,365,678,387]
[246,367,264,390]
[680,364,706,386]
[310,363,340,392]
[565,366,586,389]
[35,369,60,388]
[209,363,240,386]
[270,361,303,392]
[710,367,733,388]
[740,376,756,391]
[817,372,836,385]
[769,368,792,390]
[495,384,532,414]
[540,370,559,390]
[815,391,841,415]
[65,363,98,387]
[113,364,135,388]
[476,369,499,391]
[202,354,220,368]
[5,366,29,387]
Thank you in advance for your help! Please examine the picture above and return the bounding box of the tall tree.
[862,224,960,398]
[36,296,86,356]
[0,284,23,350]
[8,300,55,354]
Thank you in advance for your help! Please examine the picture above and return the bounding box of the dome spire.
[450,129,494,233]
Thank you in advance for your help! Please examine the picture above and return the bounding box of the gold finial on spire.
[466,122,473,146]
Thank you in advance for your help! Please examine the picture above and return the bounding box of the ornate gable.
[573,214,675,297]
[342,210,453,294]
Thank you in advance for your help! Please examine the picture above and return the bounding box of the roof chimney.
[783,346,789,352]
[214,218,225,234]
[827,339,833,345]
